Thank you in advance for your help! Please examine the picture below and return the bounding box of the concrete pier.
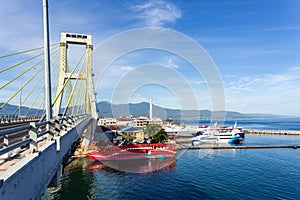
[176,144,300,150]
[244,129,300,135]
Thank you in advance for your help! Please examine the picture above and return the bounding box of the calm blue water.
[186,118,300,131]
[45,118,300,200]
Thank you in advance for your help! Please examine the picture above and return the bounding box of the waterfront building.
[98,116,163,128]
[116,116,133,127]
[132,116,163,127]
[98,118,117,126]
[118,126,144,142]
[133,116,149,127]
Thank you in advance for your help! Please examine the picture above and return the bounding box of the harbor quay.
[175,144,300,150]
[244,129,300,136]
[71,123,300,159]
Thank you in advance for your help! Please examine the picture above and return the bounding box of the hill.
[1,102,285,119]
[96,101,283,120]
[0,103,43,115]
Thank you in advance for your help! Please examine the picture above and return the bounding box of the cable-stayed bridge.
[0,32,98,199]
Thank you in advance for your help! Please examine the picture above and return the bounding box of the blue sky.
[1,0,300,116]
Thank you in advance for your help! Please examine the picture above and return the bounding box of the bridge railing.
[0,115,42,124]
[0,115,87,158]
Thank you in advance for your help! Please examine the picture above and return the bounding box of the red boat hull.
[86,143,176,161]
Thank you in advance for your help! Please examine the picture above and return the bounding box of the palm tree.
[144,124,162,138]
[151,128,168,143]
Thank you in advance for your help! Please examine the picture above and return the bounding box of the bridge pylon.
[53,32,98,119]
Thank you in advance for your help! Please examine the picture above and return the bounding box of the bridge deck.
[0,138,48,175]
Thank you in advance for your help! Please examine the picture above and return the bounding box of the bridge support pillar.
[48,164,62,188]
[81,117,96,147]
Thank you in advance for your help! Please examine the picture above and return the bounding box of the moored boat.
[163,124,208,137]
[191,122,245,145]
[86,143,176,161]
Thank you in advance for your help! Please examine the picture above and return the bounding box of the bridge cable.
[35,95,45,116]
[25,86,44,116]
[49,50,62,98]
[1,47,60,115]
[15,47,60,116]
[73,55,88,115]
[28,48,59,117]
[71,68,85,115]
[12,75,44,116]
[0,44,59,74]
[34,48,60,118]
[0,67,43,110]
[78,79,86,115]
[63,55,87,116]
[0,59,43,90]
[25,84,45,116]
[73,57,88,115]
[52,52,85,106]
[0,43,58,59]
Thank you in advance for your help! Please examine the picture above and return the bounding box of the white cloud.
[224,67,300,115]
[104,65,134,77]
[225,69,299,94]
[131,0,181,27]
[166,58,179,69]
[96,63,202,110]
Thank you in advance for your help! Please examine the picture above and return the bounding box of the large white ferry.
[163,124,208,137]
[191,122,245,145]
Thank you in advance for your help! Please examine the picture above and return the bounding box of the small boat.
[86,142,176,161]
[191,122,245,145]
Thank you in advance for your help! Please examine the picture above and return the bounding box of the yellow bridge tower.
[53,32,98,119]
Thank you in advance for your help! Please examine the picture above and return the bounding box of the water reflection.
[46,158,97,200]
[87,158,176,174]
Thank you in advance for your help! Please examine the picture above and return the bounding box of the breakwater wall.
[175,144,300,150]
[244,129,300,135]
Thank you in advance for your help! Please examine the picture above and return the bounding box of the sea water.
[192,117,300,131]
[45,118,300,200]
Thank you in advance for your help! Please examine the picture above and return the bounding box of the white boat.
[191,122,245,145]
[163,124,208,137]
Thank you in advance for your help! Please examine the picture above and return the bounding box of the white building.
[98,118,117,126]
[132,116,163,127]
[98,116,163,128]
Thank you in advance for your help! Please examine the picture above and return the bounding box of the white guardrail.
[0,115,87,157]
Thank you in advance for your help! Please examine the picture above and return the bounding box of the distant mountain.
[1,102,285,119]
[96,101,283,120]
[0,103,43,115]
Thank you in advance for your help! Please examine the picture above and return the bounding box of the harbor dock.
[175,144,300,150]
[244,129,300,135]
[71,128,300,158]
[72,144,300,158]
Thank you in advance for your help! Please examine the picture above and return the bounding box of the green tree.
[144,124,162,138]
[151,128,168,143]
